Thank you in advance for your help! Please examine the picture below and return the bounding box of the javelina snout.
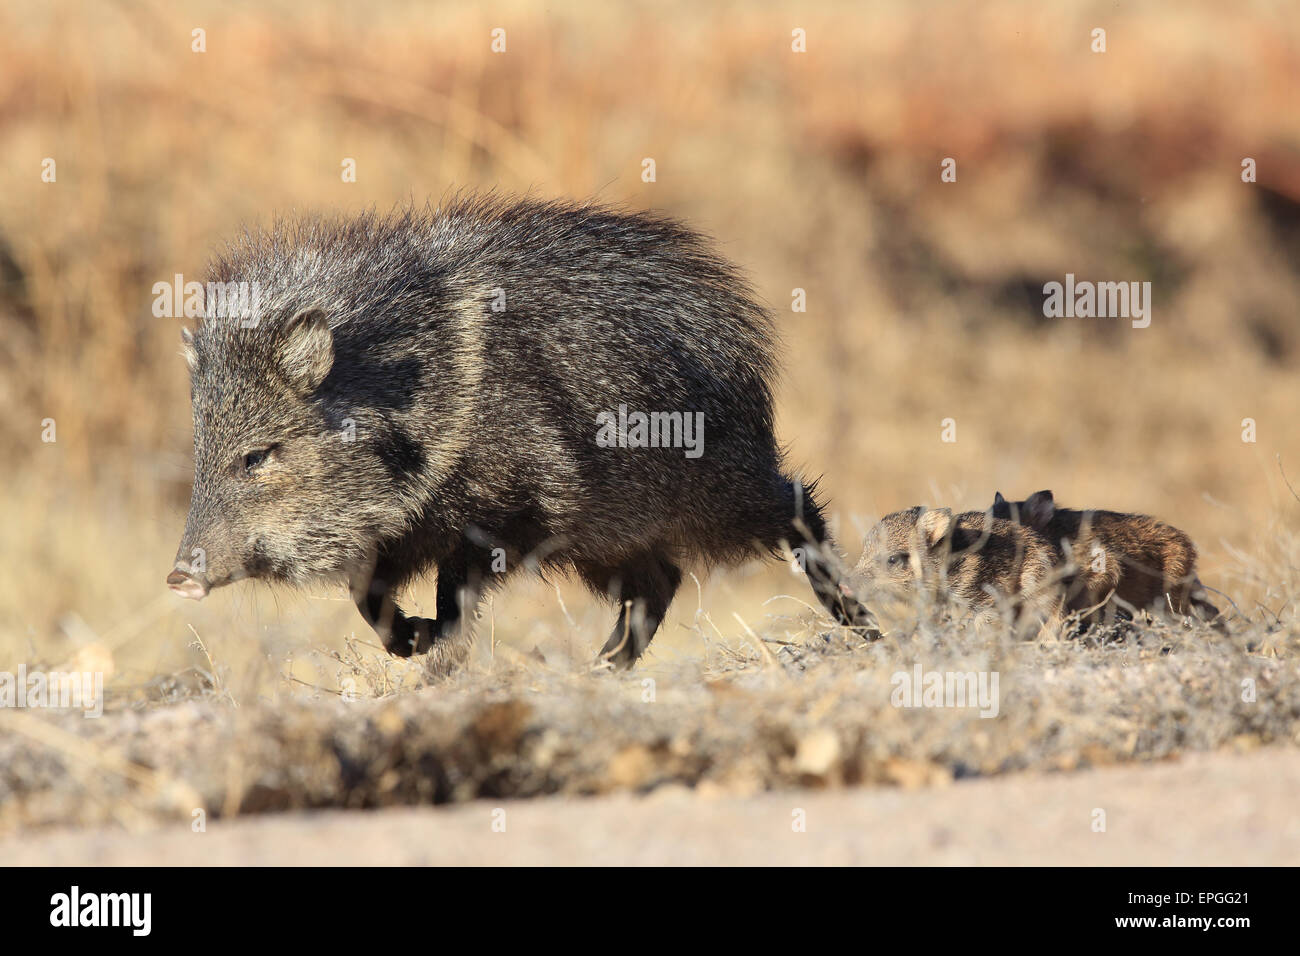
[854,506,1061,636]
[165,569,206,600]
[168,196,878,672]
[855,506,951,595]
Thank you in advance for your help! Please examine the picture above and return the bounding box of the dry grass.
[2,592,1296,834]
[1,0,1299,836]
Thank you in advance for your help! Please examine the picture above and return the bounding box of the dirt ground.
[3,747,1294,866]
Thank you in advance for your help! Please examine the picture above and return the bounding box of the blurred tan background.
[1,0,1297,695]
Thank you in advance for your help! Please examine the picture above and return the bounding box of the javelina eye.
[887,552,909,567]
[240,446,278,475]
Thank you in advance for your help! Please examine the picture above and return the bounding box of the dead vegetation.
[1,591,1296,835]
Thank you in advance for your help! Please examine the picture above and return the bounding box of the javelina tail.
[769,476,879,637]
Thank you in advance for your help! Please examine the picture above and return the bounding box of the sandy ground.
[4,747,1295,866]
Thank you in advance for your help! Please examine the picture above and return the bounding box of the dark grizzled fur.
[169,194,875,672]
[991,490,1222,629]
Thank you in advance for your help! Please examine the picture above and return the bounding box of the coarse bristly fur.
[166,194,877,673]
[853,506,1063,639]
[990,490,1224,629]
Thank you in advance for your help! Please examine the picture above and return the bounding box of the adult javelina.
[167,197,873,672]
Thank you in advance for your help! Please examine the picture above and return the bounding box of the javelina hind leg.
[354,558,434,658]
[588,553,683,669]
[776,480,880,638]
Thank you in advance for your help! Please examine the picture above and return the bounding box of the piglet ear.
[1023,490,1056,530]
[917,508,954,548]
[277,307,333,393]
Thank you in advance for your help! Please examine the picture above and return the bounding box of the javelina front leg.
[354,561,438,658]
[353,545,487,662]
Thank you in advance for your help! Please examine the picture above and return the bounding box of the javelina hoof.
[850,618,884,642]
[380,615,440,658]
[834,588,883,641]
[597,632,644,671]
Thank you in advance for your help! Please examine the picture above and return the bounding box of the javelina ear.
[993,491,1006,505]
[276,307,334,393]
[917,508,953,548]
[180,326,198,372]
[1023,490,1055,529]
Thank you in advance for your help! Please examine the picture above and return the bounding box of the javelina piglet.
[853,507,1062,637]
[166,196,876,673]
[990,490,1222,628]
